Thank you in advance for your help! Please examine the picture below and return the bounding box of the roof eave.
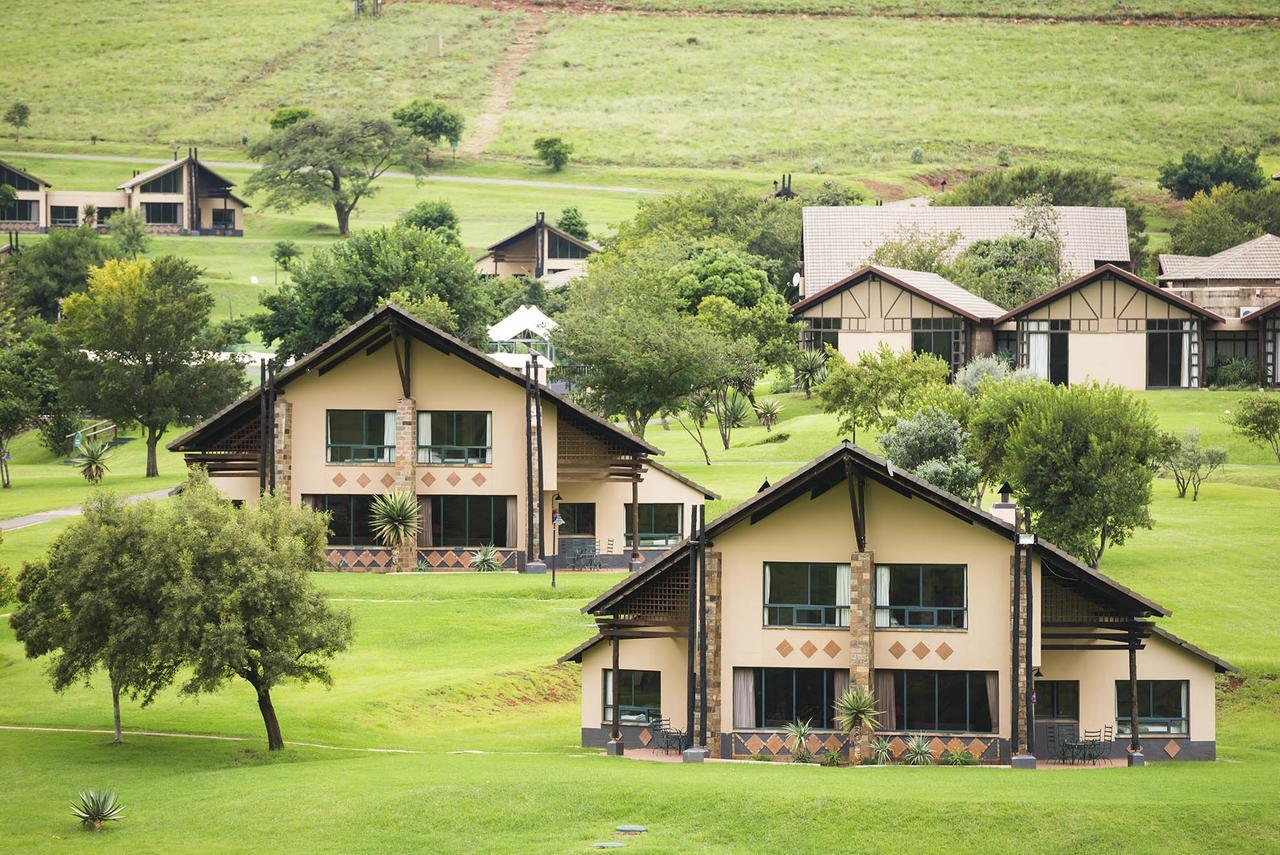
[997,264,1226,324]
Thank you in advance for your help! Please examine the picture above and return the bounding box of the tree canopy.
[816,344,951,443]
[2,226,113,320]
[397,199,461,245]
[555,207,590,241]
[1169,183,1268,256]
[1158,145,1267,201]
[393,99,464,165]
[268,106,315,130]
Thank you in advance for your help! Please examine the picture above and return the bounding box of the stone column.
[704,550,723,758]
[272,397,292,504]
[849,551,874,690]
[1010,555,1029,758]
[394,397,417,573]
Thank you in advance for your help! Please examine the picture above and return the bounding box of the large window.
[0,199,37,223]
[1115,680,1188,736]
[96,207,124,226]
[417,411,491,465]
[603,669,661,724]
[557,502,595,536]
[753,668,841,728]
[142,202,180,225]
[548,232,590,260]
[1035,680,1079,720]
[140,169,182,194]
[0,165,40,192]
[624,503,683,548]
[1023,319,1069,385]
[210,207,236,229]
[763,562,850,628]
[912,317,964,373]
[431,495,510,547]
[50,205,79,227]
[327,410,394,463]
[313,494,377,546]
[801,317,840,352]
[874,564,966,629]
[1147,319,1195,388]
[884,670,996,733]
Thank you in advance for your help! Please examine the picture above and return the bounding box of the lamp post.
[551,508,564,589]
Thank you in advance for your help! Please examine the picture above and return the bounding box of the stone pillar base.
[1127,751,1145,767]
[524,559,547,574]
[682,746,709,763]
[605,739,625,756]
[1011,753,1037,769]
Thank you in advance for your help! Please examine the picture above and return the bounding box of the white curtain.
[763,565,771,603]
[874,566,890,628]
[732,668,756,729]
[1027,328,1050,380]
[1272,330,1280,384]
[1180,324,1192,388]
[834,669,850,700]
[382,411,396,463]
[836,564,851,627]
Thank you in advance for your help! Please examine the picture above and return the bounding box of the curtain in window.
[417,412,431,448]
[1027,329,1050,380]
[732,668,756,729]
[381,412,396,463]
[506,497,518,548]
[874,670,896,729]
[417,496,433,548]
[836,564,851,626]
[874,566,890,628]
[300,494,320,511]
[763,566,771,605]
[985,671,999,731]
[1180,324,1191,388]
[833,669,850,701]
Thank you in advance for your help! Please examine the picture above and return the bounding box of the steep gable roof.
[118,157,241,193]
[791,264,1005,321]
[486,220,599,254]
[1159,234,1280,282]
[0,158,51,188]
[996,264,1226,324]
[802,205,1130,295]
[1243,296,1280,323]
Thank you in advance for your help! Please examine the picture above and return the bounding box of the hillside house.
[1243,298,1280,386]
[474,212,596,283]
[1159,233,1280,318]
[564,444,1232,764]
[168,304,715,572]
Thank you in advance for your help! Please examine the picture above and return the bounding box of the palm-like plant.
[368,490,421,549]
[792,349,827,398]
[71,789,123,831]
[74,438,112,485]
[834,684,881,764]
[754,398,783,432]
[870,736,894,765]
[903,734,934,766]
[784,719,814,763]
[470,543,503,572]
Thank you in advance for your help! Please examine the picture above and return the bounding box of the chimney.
[991,481,1018,526]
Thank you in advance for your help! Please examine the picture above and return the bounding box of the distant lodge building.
[0,151,247,236]
[474,212,597,285]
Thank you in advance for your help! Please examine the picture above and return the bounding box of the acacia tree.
[1226,394,1280,463]
[163,474,354,751]
[10,493,179,744]
[247,114,427,235]
[1158,429,1227,501]
[392,99,464,165]
[57,257,248,477]
[0,357,36,488]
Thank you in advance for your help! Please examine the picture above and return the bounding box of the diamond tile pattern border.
[331,473,347,487]
[800,641,818,659]
[446,472,462,487]
[1164,740,1181,758]
[775,640,794,657]
[356,473,371,488]
[889,641,907,659]
[725,731,1000,763]
[380,473,396,488]
[823,640,842,659]
[472,472,487,486]
[420,472,436,487]
[912,642,931,660]
[936,642,954,661]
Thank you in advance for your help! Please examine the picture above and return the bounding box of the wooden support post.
[607,634,623,755]
[1129,641,1141,756]
[1010,539,1021,756]
[629,477,642,571]
[697,505,708,748]
[258,360,268,495]
[686,507,697,743]
[1024,531,1035,757]
[533,353,545,561]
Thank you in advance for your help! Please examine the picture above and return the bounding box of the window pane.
[650,503,679,534]
[968,672,994,732]
[1115,682,1134,720]
[468,497,494,546]
[440,496,468,546]
[794,669,830,728]
[937,671,968,731]
[430,412,450,444]
[767,563,808,604]
[351,495,376,546]
[329,411,365,445]
[456,412,489,447]
[888,567,921,607]
[1149,681,1185,718]
[921,566,964,607]
[760,669,794,728]
[809,564,838,606]
[904,671,936,730]
[326,496,352,545]
[1056,681,1079,719]
[492,497,509,547]
[631,671,661,711]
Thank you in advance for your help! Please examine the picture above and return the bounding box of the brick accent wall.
[849,551,873,690]
[272,397,292,503]
[394,397,417,572]
[1010,554,1029,756]
[705,550,723,757]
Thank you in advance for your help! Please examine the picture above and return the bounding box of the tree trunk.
[145,428,160,478]
[256,686,285,751]
[335,204,351,236]
[111,676,123,745]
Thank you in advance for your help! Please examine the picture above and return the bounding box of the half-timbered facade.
[1244,298,1280,387]
[473,212,596,282]
[564,444,1231,764]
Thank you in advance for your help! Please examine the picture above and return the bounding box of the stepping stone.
[592,843,625,849]
[616,826,648,833]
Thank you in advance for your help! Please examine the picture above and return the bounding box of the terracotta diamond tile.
[946,737,966,755]
[764,734,785,755]
[356,473,372,488]
[639,729,652,747]
[420,472,436,487]
[446,472,461,487]
[889,641,907,660]
[775,639,794,657]
[380,473,396,488]
[800,640,818,658]
[1164,740,1181,758]
[805,734,823,754]
[888,736,907,759]
[912,642,930,660]
[745,734,765,755]
[968,738,988,758]
[824,734,842,753]
[823,640,842,659]
[331,473,347,487]
[472,472,487,486]
[936,642,954,661]
[928,737,947,759]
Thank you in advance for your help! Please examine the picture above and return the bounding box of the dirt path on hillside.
[462,13,546,157]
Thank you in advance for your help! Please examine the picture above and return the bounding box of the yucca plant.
[784,719,814,763]
[71,789,123,831]
[714,391,752,450]
[754,398,783,432]
[870,736,894,765]
[944,747,978,766]
[74,438,112,485]
[834,685,881,764]
[902,734,934,766]
[368,490,421,549]
[792,349,827,398]
[470,543,503,572]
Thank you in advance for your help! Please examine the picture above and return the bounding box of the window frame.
[142,201,181,225]
[417,410,492,466]
[1114,679,1189,737]
[557,502,596,537]
[314,494,378,547]
[762,562,850,629]
[139,169,182,194]
[0,199,37,223]
[623,502,683,548]
[430,494,510,548]
[886,669,997,734]
[911,316,965,375]
[210,207,236,228]
[1034,680,1080,720]
[874,564,968,630]
[753,667,841,729]
[801,317,840,352]
[326,409,395,464]
[603,668,661,725]
[49,205,79,227]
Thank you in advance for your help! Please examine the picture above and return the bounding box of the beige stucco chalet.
[474,212,596,283]
[564,445,1232,764]
[169,304,715,572]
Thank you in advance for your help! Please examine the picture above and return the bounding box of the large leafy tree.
[1158,145,1266,200]
[0,354,37,488]
[949,234,1060,309]
[1005,383,1161,567]
[816,343,950,443]
[966,374,1052,497]
[57,257,248,477]
[10,493,179,744]
[246,114,427,235]
[254,225,491,358]
[3,226,112,320]
[162,474,354,751]
[392,99,464,165]
[879,408,980,502]
[1169,184,1265,256]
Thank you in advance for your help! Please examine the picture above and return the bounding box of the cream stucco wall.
[555,464,705,557]
[197,196,245,230]
[835,330,911,362]
[217,475,263,504]
[581,634,689,732]
[1067,331,1147,389]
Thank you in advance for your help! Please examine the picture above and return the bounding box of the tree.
[791,349,826,398]
[388,291,459,334]
[879,408,981,501]
[803,180,865,207]
[966,374,1052,499]
[1005,383,1161,567]
[393,99,464,166]
[1158,145,1266,200]
[816,344,950,443]
[4,226,112,320]
[533,136,573,171]
[73,437,112,484]
[834,684,880,764]
[162,474,354,751]
[695,293,798,376]
[268,106,315,130]
[271,240,302,283]
[0,183,15,212]
[57,257,248,477]
[397,199,461,245]
[10,493,179,744]
[4,102,30,141]
[369,490,422,547]
[671,244,770,312]
[1226,394,1280,463]
[0,355,37,488]
[556,207,590,241]
[1169,184,1265,257]
[665,391,715,466]
[949,235,1060,309]
[246,114,427,235]
[81,204,98,229]
[254,225,490,358]
[0,325,83,462]
[869,225,961,275]
[1158,429,1227,501]
[107,210,149,260]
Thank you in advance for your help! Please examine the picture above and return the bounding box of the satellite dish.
[791,272,801,287]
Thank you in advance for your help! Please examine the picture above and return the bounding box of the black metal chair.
[1046,723,1072,764]
[1080,728,1105,765]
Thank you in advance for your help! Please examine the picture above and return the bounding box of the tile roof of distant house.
[998,264,1225,324]
[801,205,1131,295]
[1158,234,1280,283]
[791,264,1006,321]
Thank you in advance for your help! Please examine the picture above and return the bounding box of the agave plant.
[754,398,783,432]
[73,438,112,485]
[470,543,503,572]
[943,747,978,766]
[870,736,894,766]
[71,789,123,831]
[834,685,881,764]
[368,490,421,549]
[783,719,814,763]
[792,349,827,398]
[819,747,843,767]
[902,734,934,766]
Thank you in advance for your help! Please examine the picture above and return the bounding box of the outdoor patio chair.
[1080,729,1105,765]
[1046,723,1075,764]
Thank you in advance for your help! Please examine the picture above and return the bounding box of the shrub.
[955,355,1011,397]
[1208,356,1256,390]
[870,736,894,765]
[754,398,783,431]
[943,747,979,766]
[369,491,421,549]
[910,147,924,164]
[534,136,573,171]
[784,719,814,763]
[39,409,83,458]
[769,374,792,394]
[749,751,772,762]
[996,148,1011,167]
[834,684,880,764]
[880,408,981,501]
[1225,394,1280,463]
[902,734,933,766]
[792,349,827,398]
[73,437,112,484]
[1158,145,1266,200]
[470,544,503,572]
[397,200,460,242]
[71,789,123,831]
[820,748,843,767]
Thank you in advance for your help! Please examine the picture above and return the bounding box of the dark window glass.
[418,411,491,464]
[96,207,124,225]
[142,202,180,225]
[1035,680,1080,720]
[1115,680,1188,735]
[549,232,590,259]
[888,670,996,733]
[211,207,235,228]
[1049,330,1069,386]
[755,668,838,728]
[624,503,683,547]
[327,410,393,463]
[0,165,40,192]
[1147,322,1188,388]
[50,205,78,227]
[140,169,182,194]
[312,494,378,546]
[764,562,848,628]
[558,502,595,536]
[0,199,37,222]
[876,565,966,629]
[604,669,661,723]
[431,495,510,547]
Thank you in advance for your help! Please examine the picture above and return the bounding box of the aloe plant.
[470,543,503,572]
[368,491,421,549]
[903,734,934,766]
[73,437,112,485]
[870,736,894,765]
[784,719,814,763]
[71,789,123,831]
[754,397,783,432]
[792,349,827,398]
[944,746,979,766]
[834,685,881,764]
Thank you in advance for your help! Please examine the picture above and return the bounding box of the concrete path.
[0,487,174,532]
[0,150,662,196]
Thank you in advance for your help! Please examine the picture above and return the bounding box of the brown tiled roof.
[802,205,1130,296]
[1243,296,1280,323]
[1158,234,1280,282]
[792,265,1005,321]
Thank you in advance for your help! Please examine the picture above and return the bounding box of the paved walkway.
[0,487,174,532]
[0,150,662,196]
